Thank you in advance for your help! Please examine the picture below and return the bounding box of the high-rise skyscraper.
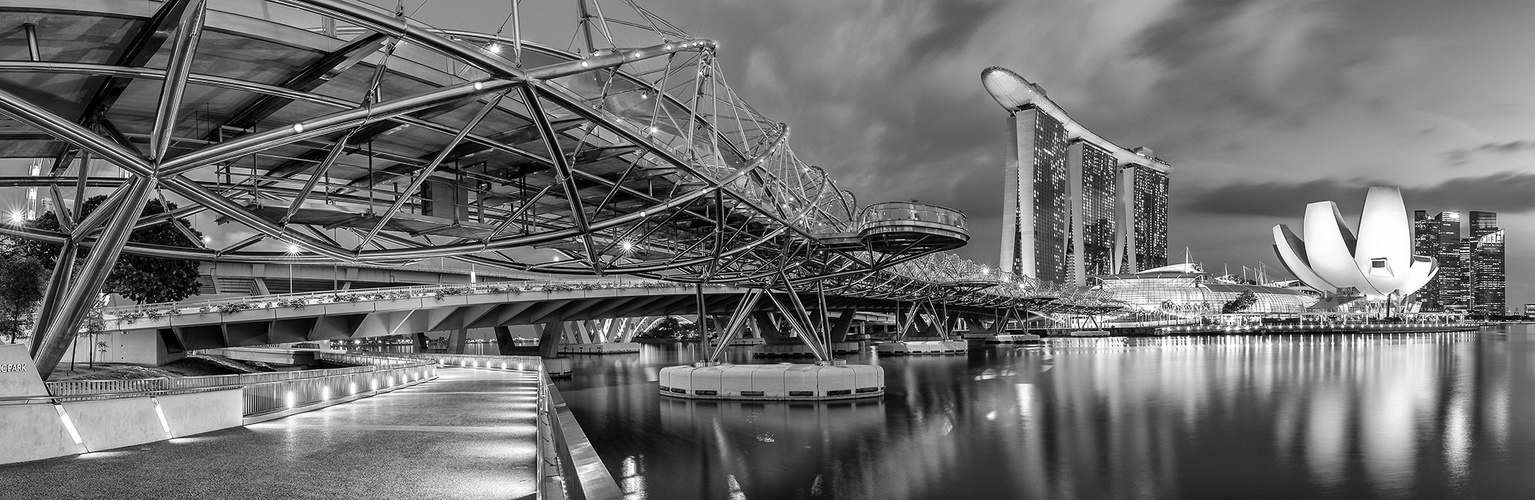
[1069,141,1119,281]
[1412,209,1505,315]
[982,67,1171,285]
[1001,106,1069,283]
[1466,211,1505,316]
[1124,148,1170,272]
[1413,210,1453,310]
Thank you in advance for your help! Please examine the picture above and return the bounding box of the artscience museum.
[1272,186,1438,309]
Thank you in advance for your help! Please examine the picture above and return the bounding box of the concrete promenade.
[0,367,541,500]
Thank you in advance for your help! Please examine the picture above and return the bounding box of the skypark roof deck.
[981,66,1171,172]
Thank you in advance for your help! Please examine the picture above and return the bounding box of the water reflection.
[556,325,1535,499]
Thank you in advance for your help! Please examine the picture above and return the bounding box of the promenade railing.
[43,352,437,416]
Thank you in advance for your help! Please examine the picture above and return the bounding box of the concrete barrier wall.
[63,398,169,451]
[0,389,246,465]
[0,405,87,464]
[158,389,243,436]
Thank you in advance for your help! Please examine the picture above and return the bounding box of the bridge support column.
[413,332,430,352]
[29,176,156,379]
[907,314,932,338]
[537,322,564,359]
[447,329,469,354]
[829,311,858,342]
[752,312,791,344]
[494,326,517,355]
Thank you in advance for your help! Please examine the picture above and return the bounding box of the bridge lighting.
[640,92,649,99]
[580,61,589,68]
[151,398,172,435]
[7,211,21,224]
[474,81,483,91]
[649,126,659,134]
[201,235,211,244]
[53,405,83,445]
[621,241,634,252]
[291,123,304,133]
[287,244,300,254]
[488,42,501,54]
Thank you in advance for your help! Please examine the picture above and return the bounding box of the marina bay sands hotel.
[982,67,1171,285]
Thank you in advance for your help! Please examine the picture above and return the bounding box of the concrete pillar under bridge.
[412,329,471,354]
[750,311,862,358]
[495,326,517,356]
[556,319,643,354]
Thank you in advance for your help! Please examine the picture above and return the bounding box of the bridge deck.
[0,367,542,500]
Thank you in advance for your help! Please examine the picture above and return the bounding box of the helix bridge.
[0,0,1120,374]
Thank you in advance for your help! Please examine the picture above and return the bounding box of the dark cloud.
[1442,139,1535,166]
[1405,171,1535,213]
[1181,171,1535,217]
[1114,0,1383,138]
[1180,179,1361,217]
[1136,1,1250,67]
[904,1,1007,64]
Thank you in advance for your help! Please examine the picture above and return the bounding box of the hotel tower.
[981,67,1171,285]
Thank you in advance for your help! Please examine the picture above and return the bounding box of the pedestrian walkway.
[0,367,542,500]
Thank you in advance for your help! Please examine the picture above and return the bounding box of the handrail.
[0,385,243,406]
[45,352,435,397]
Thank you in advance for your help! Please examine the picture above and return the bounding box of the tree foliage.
[1221,291,1259,314]
[15,195,202,304]
[0,256,46,344]
[637,316,697,339]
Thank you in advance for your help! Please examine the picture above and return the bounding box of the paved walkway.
[0,367,542,500]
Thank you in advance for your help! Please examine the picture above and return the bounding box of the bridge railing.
[45,353,438,417]
[99,279,723,327]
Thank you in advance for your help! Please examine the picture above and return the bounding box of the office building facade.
[983,67,1171,286]
[1412,209,1504,315]
[1124,152,1170,273]
[1002,108,1070,283]
[1466,211,1505,316]
[1070,141,1119,282]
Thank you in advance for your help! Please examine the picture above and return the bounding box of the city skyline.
[372,0,1534,308]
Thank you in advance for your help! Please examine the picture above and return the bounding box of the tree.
[15,196,202,304]
[638,316,697,339]
[0,256,46,344]
[1221,291,1258,314]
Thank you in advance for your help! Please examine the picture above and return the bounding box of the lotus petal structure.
[1271,187,1437,299]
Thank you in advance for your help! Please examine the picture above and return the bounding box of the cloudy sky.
[394,0,1534,308]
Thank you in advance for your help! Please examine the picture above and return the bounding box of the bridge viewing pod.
[858,202,969,254]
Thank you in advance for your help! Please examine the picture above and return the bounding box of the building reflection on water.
[555,325,1535,499]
